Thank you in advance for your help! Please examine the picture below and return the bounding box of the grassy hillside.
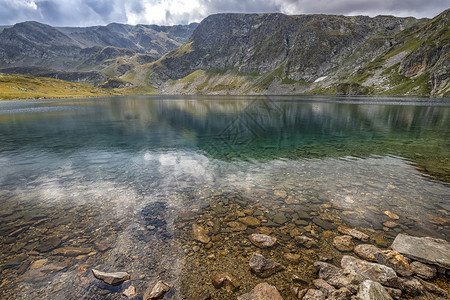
[0,73,119,100]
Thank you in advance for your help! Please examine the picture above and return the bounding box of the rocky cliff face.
[155,13,417,81]
[149,10,448,96]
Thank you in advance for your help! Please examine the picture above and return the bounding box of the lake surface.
[0,95,449,299]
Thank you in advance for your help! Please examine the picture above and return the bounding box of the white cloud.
[0,0,448,26]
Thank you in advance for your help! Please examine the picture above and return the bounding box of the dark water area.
[0,95,449,299]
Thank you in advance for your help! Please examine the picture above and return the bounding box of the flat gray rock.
[391,234,450,269]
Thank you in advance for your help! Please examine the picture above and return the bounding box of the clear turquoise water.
[0,95,449,299]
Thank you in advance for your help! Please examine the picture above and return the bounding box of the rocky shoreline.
[1,187,449,299]
[88,230,449,299]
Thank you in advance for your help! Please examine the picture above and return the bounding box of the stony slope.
[141,10,448,96]
[0,21,197,85]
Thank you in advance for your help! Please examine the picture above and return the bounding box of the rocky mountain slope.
[0,21,197,85]
[0,9,448,96]
[142,9,448,96]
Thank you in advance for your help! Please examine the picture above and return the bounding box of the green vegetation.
[382,69,431,96]
[0,73,119,100]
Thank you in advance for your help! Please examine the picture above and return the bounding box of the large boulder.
[341,255,398,287]
[391,234,450,269]
[313,262,364,292]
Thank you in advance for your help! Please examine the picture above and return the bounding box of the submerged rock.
[237,282,283,300]
[384,211,399,220]
[249,233,277,248]
[92,269,130,286]
[338,225,370,242]
[354,244,382,262]
[284,253,300,264]
[356,280,393,300]
[374,250,412,277]
[192,224,210,243]
[144,280,171,299]
[391,234,450,269]
[238,216,260,227]
[333,235,355,252]
[249,253,283,278]
[4,253,28,267]
[22,262,67,282]
[211,272,240,291]
[52,247,91,257]
[227,221,248,231]
[295,235,317,248]
[35,236,61,252]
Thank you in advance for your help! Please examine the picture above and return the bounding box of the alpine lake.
[0,95,449,299]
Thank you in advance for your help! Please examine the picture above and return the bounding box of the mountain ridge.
[0,9,448,97]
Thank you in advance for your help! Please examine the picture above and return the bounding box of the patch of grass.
[0,73,118,100]
[179,70,206,89]
[383,71,431,96]
[170,42,194,58]
[383,38,423,60]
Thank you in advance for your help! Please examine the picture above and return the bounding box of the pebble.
[211,272,240,291]
[123,285,137,298]
[249,233,277,248]
[249,253,283,278]
[192,224,210,243]
[144,280,171,300]
[92,269,130,286]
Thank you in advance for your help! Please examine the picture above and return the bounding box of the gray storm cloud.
[0,0,448,26]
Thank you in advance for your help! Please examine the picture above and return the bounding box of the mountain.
[0,9,448,96]
[0,21,197,85]
[140,10,447,96]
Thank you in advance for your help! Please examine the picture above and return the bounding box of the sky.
[0,0,448,27]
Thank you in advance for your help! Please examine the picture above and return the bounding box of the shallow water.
[0,95,449,299]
